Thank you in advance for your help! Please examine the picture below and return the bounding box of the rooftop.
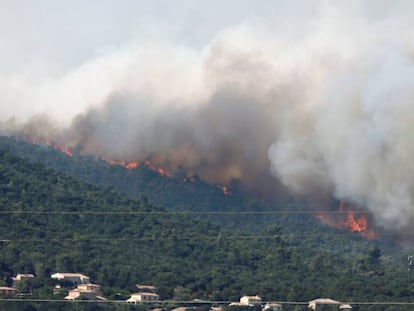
[309,298,340,304]
[51,273,89,278]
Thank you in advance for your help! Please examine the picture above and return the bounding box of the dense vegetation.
[0,136,385,258]
[0,140,413,310]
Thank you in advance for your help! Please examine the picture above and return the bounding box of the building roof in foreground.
[309,298,340,304]
[51,273,89,278]
[0,287,17,291]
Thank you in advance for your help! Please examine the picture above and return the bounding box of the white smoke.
[2,1,414,230]
[269,46,414,231]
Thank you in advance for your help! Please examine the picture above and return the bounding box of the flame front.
[31,140,175,177]
[105,159,170,176]
[106,159,138,170]
[220,185,231,195]
[316,200,376,239]
[340,201,376,239]
[126,162,138,169]
[144,160,171,177]
[341,206,376,239]
[344,209,367,232]
[24,140,377,239]
[44,141,73,157]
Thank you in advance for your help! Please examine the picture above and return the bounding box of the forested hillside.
[0,141,413,310]
[0,136,385,258]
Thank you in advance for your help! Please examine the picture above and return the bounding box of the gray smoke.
[2,1,414,231]
[269,49,414,231]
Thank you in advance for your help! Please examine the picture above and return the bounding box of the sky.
[0,0,343,121]
[0,0,410,121]
[0,0,311,74]
[1,0,414,233]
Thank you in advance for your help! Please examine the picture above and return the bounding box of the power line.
[0,208,404,241]
[0,298,414,306]
[0,210,373,215]
[0,232,408,243]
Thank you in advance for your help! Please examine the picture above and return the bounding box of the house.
[308,298,352,310]
[229,295,262,307]
[240,295,262,306]
[65,288,106,301]
[12,274,35,282]
[51,273,90,285]
[263,302,283,311]
[64,283,105,301]
[12,274,35,295]
[77,283,102,295]
[0,287,17,298]
[127,292,160,303]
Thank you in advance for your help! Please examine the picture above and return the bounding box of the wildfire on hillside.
[31,140,178,177]
[24,140,377,239]
[44,141,73,157]
[126,162,139,170]
[144,160,171,177]
[220,185,232,195]
[106,159,139,170]
[316,200,376,239]
[104,158,171,176]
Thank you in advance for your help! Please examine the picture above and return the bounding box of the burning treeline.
[2,4,414,237]
[1,76,283,198]
[317,201,376,239]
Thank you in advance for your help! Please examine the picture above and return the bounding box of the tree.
[367,245,382,267]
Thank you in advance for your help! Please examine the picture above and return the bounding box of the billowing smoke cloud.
[2,41,296,196]
[2,1,414,231]
[269,49,414,231]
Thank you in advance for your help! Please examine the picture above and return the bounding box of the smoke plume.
[1,1,414,232]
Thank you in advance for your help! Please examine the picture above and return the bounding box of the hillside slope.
[0,146,413,310]
[0,136,385,258]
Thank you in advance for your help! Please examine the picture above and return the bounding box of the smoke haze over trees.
[2,1,414,233]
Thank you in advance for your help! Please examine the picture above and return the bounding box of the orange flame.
[157,167,170,176]
[41,143,170,176]
[104,159,172,176]
[342,212,375,239]
[316,201,376,239]
[345,209,368,232]
[144,160,171,177]
[220,185,231,195]
[44,141,73,157]
[105,159,138,170]
[339,201,376,239]
[126,162,139,170]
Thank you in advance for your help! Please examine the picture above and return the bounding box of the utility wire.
[0,298,414,306]
[0,210,373,215]
[0,231,409,243]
